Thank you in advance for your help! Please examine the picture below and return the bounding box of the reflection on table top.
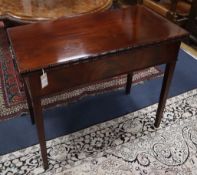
[8,5,188,73]
[0,0,112,23]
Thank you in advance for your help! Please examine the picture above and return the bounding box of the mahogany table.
[7,5,188,170]
[0,0,112,25]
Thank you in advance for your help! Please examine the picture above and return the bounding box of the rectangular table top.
[7,5,188,74]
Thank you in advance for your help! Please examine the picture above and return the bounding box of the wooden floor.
[181,43,197,60]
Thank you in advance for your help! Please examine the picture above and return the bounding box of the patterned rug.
[0,88,197,175]
[0,28,162,121]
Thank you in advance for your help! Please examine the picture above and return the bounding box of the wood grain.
[0,0,112,23]
[8,5,187,74]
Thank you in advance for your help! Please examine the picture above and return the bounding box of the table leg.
[125,72,133,94]
[32,97,49,170]
[154,61,176,128]
[23,80,35,124]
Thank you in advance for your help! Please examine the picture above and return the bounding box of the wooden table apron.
[24,42,179,98]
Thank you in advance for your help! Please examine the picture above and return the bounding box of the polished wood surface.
[143,0,191,24]
[0,0,112,23]
[8,5,187,74]
[8,5,188,170]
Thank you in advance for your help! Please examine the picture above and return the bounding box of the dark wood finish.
[7,5,188,170]
[126,73,133,94]
[30,94,48,169]
[23,78,35,124]
[154,61,176,127]
[8,6,187,74]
